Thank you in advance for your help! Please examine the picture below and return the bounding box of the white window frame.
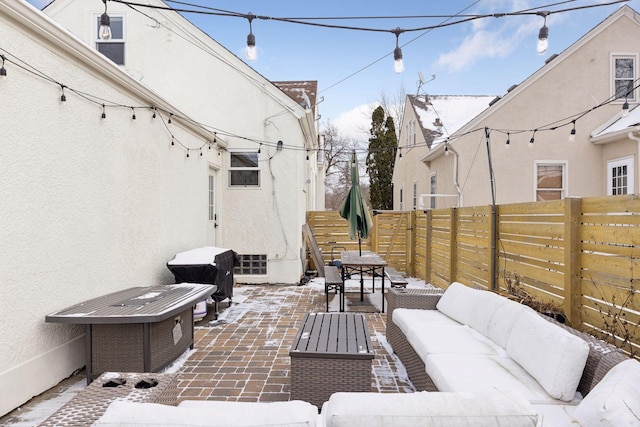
[399,188,403,211]
[607,156,634,195]
[228,151,261,188]
[430,173,437,209]
[534,161,567,201]
[94,13,126,65]
[412,181,417,210]
[611,53,638,102]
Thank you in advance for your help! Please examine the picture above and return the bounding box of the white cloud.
[331,103,377,144]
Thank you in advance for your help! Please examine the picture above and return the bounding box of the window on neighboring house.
[229,152,260,187]
[96,15,125,65]
[535,162,566,201]
[608,157,634,195]
[430,173,437,209]
[208,174,215,221]
[412,182,417,210]
[399,188,403,211]
[235,254,267,275]
[612,55,637,101]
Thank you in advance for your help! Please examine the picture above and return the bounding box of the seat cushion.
[321,391,538,427]
[95,400,319,427]
[506,311,589,401]
[573,358,640,426]
[406,325,505,361]
[425,353,563,404]
[392,307,461,337]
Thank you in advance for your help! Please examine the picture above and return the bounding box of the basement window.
[235,254,267,275]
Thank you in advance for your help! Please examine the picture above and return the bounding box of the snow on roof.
[592,104,640,139]
[272,81,318,110]
[409,95,495,143]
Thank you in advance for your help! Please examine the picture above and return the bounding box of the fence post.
[409,210,416,277]
[564,197,582,329]
[449,208,458,283]
[426,210,432,284]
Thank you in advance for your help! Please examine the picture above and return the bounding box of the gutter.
[627,127,640,192]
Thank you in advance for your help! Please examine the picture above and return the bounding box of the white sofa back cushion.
[94,400,319,427]
[436,282,482,326]
[486,299,533,348]
[321,391,537,427]
[573,358,640,426]
[506,311,589,401]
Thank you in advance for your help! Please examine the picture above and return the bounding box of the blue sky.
[26,0,640,139]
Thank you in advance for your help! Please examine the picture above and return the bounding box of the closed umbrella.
[339,152,373,255]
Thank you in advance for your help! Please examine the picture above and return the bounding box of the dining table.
[340,250,388,313]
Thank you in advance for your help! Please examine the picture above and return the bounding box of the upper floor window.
[608,157,634,195]
[229,152,260,187]
[412,181,417,210]
[96,15,125,65]
[612,54,637,102]
[430,173,437,209]
[535,162,566,201]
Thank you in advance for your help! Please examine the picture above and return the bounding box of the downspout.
[627,127,640,193]
[446,145,463,207]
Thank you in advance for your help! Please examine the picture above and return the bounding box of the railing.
[307,194,640,357]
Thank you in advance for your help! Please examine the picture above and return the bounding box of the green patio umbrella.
[339,152,373,255]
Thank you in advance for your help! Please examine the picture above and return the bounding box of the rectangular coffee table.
[289,312,374,408]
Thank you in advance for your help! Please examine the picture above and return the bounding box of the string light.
[101,104,106,119]
[60,84,66,102]
[529,129,537,148]
[171,135,175,146]
[398,147,402,158]
[622,98,630,117]
[277,140,283,151]
[505,133,510,149]
[569,120,576,141]
[168,113,172,124]
[392,28,404,74]
[444,143,450,156]
[99,0,112,41]
[131,107,136,120]
[0,55,6,76]
[537,11,549,54]
[152,107,157,119]
[258,143,262,154]
[306,149,309,160]
[246,13,256,61]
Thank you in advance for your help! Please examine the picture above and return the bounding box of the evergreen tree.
[366,106,397,210]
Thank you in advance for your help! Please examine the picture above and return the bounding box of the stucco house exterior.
[0,0,229,415]
[408,5,640,209]
[392,95,496,210]
[43,0,324,285]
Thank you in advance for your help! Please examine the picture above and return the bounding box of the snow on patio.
[1,278,431,425]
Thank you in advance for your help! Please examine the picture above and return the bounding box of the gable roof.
[408,94,495,147]
[452,5,640,138]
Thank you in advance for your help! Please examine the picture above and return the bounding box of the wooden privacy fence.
[307,194,640,357]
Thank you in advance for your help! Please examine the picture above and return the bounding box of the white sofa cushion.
[486,299,534,348]
[392,307,461,337]
[426,353,560,404]
[406,325,505,360]
[435,281,481,326]
[506,311,589,401]
[94,400,319,427]
[573,358,640,426]
[321,391,538,427]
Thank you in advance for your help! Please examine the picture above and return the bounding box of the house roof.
[408,94,495,144]
[272,81,318,114]
[591,104,640,144]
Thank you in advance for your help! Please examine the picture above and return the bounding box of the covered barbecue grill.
[167,246,239,318]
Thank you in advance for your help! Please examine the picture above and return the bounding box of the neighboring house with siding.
[0,0,225,416]
[392,95,495,210]
[44,0,324,285]
[414,5,640,209]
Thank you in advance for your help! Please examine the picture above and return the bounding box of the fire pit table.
[45,283,215,383]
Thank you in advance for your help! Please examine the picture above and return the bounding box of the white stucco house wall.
[417,5,640,208]
[43,0,324,285]
[0,0,226,416]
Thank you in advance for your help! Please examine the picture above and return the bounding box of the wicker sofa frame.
[386,287,630,396]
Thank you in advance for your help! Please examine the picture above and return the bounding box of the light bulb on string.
[622,99,630,117]
[168,113,172,124]
[99,0,112,41]
[245,13,257,61]
[60,85,66,102]
[152,107,157,119]
[536,12,549,54]
[444,143,450,156]
[131,107,136,120]
[392,28,404,74]
[306,150,309,161]
[258,144,262,154]
[0,55,6,76]
[569,121,576,142]
[171,136,175,146]
[505,133,511,149]
[398,147,402,158]
[529,130,536,148]
[101,104,106,119]
[200,148,203,157]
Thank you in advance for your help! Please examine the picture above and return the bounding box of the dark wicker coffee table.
[289,312,374,408]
